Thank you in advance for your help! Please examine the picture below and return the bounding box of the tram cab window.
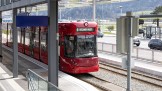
[64,36,75,57]
[76,35,97,58]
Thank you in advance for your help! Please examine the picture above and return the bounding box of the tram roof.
[139,15,162,19]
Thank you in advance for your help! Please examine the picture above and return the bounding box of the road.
[97,36,150,49]
[97,35,162,62]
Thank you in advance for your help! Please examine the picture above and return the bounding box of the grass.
[103,31,115,35]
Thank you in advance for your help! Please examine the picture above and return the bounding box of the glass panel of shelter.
[7,23,12,48]
[1,23,7,45]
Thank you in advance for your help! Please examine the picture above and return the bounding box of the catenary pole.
[48,0,59,86]
[13,8,18,78]
[0,12,2,62]
[126,12,133,91]
[92,0,96,21]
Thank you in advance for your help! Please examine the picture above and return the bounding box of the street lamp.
[119,6,123,16]
[92,0,96,21]
[35,6,39,15]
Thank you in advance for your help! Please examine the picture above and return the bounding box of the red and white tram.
[3,22,99,74]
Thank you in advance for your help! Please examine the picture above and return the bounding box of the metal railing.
[26,69,61,91]
[97,42,162,64]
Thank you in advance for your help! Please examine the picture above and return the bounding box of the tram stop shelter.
[0,0,59,89]
[139,14,162,39]
[0,0,99,90]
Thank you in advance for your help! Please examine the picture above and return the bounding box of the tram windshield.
[64,35,97,58]
[76,35,97,58]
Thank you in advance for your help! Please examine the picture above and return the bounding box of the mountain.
[60,0,162,21]
[3,0,162,22]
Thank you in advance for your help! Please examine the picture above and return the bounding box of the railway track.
[73,62,162,91]
[73,73,125,91]
[99,62,162,88]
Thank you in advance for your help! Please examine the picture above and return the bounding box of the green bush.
[2,30,10,34]
[107,25,114,31]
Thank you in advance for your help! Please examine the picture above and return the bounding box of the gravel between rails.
[72,73,125,91]
[73,62,162,91]
[89,62,162,91]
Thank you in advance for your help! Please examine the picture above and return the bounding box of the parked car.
[97,31,104,38]
[139,29,144,34]
[133,36,140,46]
[148,39,162,50]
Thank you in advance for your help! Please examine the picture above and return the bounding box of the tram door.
[24,27,35,57]
[40,27,48,64]
[17,27,26,53]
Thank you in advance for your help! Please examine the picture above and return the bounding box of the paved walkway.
[98,52,162,76]
[0,62,26,91]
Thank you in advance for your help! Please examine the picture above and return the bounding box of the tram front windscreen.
[76,35,97,58]
[64,35,97,58]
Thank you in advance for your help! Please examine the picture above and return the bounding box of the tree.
[151,6,162,15]
[150,6,162,26]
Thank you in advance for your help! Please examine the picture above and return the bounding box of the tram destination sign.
[77,28,94,32]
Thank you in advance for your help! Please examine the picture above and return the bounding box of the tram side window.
[25,27,30,46]
[22,28,25,45]
[64,36,75,57]
[17,28,21,44]
[34,27,39,48]
[7,23,13,47]
[40,27,47,51]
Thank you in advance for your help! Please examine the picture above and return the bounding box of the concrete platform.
[0,62,25,91]
[98,52,162,77]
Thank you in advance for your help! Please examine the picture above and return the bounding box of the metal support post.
[0,12,2,62]
[152,50,154,62]
[157,19,159,27]
[92,0,96,21]
[159,28,161,39]
[13,8,18,78]
[48,0,58,86]
[126,12,133,91]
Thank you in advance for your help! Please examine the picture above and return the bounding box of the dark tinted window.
[139,29,144,34]
[64,36,75,57]
[64,35,97,58]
